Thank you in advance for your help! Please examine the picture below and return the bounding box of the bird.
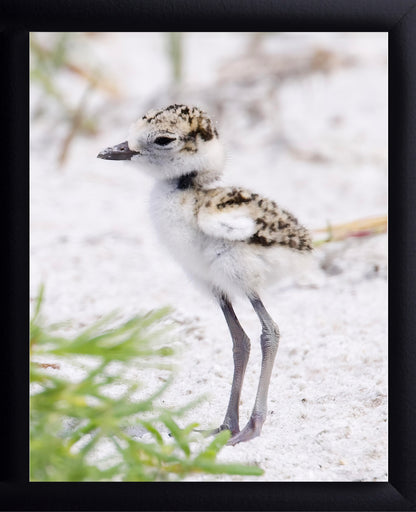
[97,104,312,445]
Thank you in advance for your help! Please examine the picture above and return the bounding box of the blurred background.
[30,32,388,481]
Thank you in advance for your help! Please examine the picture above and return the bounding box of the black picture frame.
[3,0,416,510]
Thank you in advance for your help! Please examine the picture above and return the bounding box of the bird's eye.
[154,136,176,146]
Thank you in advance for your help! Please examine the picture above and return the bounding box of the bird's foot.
[227,414,264,446]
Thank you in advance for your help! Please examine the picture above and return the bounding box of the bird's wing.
[196,186,313,250]
[197,205,257,241]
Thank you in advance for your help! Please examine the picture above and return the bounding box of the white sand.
[30,32,387,481]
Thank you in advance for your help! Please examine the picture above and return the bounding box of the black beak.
[97,141,140,160]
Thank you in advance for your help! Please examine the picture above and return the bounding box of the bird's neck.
[174,170,221,190]
[176,171,198,190]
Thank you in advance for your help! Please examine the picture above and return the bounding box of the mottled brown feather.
[195,186,312,251]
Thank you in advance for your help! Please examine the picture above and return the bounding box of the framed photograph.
[3,0,416,510]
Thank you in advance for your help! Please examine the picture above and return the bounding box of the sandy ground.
[30,32,388,481]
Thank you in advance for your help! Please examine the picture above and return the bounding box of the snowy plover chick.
[98,104,312,445]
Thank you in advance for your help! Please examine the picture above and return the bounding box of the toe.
[227,427,259,445]
[194,427,222,437]
[194,424,237,438]
[227,415,264,445]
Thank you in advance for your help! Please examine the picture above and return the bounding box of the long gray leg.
[217,295,251,436]
[228,293,280,445]
[194,294,250,437]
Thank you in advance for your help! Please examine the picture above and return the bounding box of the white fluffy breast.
[150,182,261,298]
[148,181,310,298]
[149,181,208,279]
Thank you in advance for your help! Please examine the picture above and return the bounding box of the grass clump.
[30,286,263,481]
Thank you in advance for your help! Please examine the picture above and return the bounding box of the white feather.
[197,208,256,241]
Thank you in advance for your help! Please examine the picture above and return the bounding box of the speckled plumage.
[142,104,217,141]
[98,104,312,445]
[196,186,312,251]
